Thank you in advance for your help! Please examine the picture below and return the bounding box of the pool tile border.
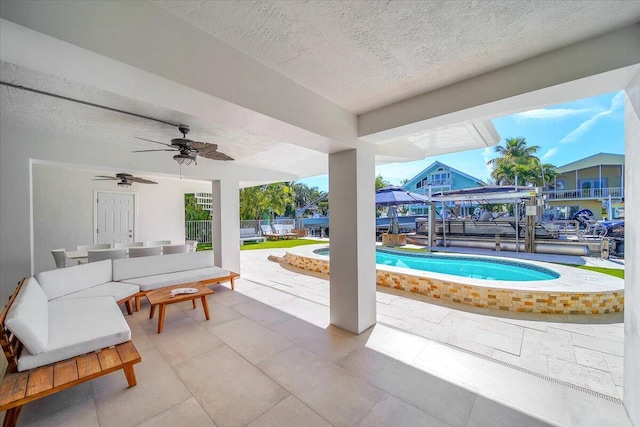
[281,245,624,315]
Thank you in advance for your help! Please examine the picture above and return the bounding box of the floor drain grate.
[445,342,623,404]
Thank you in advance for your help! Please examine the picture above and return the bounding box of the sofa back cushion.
[35,260,113,300]
[5,277,49,355]
[113,251,215,281]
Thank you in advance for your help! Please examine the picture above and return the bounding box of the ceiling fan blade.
[131,149,177,153]
[128,177,158,184]
[189,141,234,161]
[92,176,117,180]
[135,137,174,148]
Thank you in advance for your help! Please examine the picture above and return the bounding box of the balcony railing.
[544,186,624,200]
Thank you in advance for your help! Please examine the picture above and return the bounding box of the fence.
[186,218,296,242]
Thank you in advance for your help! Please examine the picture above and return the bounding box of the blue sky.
[297,91,625,192]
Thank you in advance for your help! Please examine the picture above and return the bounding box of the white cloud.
[541,147,558,161]
[483,147,494,178]
[559,91,624,144]
[513,108,595,122]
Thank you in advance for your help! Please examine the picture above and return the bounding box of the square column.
[624,72,640,426]
[212,179,240,273]
[328,145,376,334]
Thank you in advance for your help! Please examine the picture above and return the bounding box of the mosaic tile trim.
[282,252,623,315]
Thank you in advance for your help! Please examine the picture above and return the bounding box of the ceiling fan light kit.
[173,152,197,165]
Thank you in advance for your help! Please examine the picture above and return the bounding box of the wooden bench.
[1,279,141,427]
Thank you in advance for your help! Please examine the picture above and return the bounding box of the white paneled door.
[95,192,135,245]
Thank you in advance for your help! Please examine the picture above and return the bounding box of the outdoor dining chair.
[77,243,112,251]
[128,246,161,258]
[186,240,198,252]
[145,240,171,246]
[51,249,70,268]
[162,244,189,254]
[113,242,144,248]
[87,248,126,263]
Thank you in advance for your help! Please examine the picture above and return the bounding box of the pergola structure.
[1,2,640,423]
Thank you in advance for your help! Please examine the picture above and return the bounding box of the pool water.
[315,248,559,281]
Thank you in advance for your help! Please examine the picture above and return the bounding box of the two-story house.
[404,161,485,215]
[545,153,624,220]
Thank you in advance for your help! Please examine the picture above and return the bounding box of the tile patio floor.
[13,248,630,427]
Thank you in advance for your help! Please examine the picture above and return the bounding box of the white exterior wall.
[32,164,210,273]
[624,70,640,427]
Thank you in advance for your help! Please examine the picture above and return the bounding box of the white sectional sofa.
[2,251,236,371]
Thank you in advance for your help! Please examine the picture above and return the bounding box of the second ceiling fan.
[133,124,234,165]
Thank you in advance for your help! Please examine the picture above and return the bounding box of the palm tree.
[487,137,540,167]
[488,137,549,186]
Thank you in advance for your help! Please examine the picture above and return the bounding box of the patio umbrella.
[375,186,427,234]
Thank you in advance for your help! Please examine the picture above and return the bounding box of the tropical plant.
[239,182,295,221]
[184,194,211,221]
[487,137,556,186]
[375,174,391,190]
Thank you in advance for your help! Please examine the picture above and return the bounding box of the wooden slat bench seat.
[1,279,141,427]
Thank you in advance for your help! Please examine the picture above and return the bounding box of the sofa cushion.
[5,277,49,355]
[121,266,230,291]
[17,296,131,372]
[112,251,215,281]
[35,260,113,300]
[53,282,140,302]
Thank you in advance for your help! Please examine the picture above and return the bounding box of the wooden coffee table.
[146,283,214,333]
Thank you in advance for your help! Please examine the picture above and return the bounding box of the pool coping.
[281,244,624,315]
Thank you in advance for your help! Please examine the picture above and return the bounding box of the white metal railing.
[186,218,297,242]
[544,186,623,200]
[185,220,212,243]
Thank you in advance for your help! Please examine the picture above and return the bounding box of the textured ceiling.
[154,0,640,114]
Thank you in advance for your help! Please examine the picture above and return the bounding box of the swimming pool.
[314,248,559,281]
[282,245,624,315]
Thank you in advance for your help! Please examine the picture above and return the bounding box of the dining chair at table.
[87,248,126,263]
[162,244,189,254]
[145,240,171,246]
[77,243,112,251]
[186,240,198,252]
[113,242,144,249]
[51,249,72,268]
[129,246,162,258]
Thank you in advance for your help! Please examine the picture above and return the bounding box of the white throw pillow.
[5,277,49,355]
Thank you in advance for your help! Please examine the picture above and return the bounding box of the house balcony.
[544,186,624,201]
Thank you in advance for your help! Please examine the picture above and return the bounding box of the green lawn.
[197,239,325,252]
[576,265,625,279]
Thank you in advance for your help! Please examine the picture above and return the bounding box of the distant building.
[544,153,624,220]
[404,161,485,215]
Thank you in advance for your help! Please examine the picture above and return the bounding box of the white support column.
[212,179,240,274]
[328,144,376,334]
[623,71,640,427]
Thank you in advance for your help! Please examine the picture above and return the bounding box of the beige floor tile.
[247,395,331,427]
[364,323,430,363]
[258,345,384,427]
[18,398,99,427]
[210,317,294,364]
[240,286,298,306]
[149,317,225,365]
[177,345,289,427]
[339,346,476,427]
[274,297,330,327]
[571,331,624,357]
[357,393,450,427]
[547,357,618,397]
[139,303,189,333]
[231,299,293,326]
[92,348,192,427]
[466,396,553,427]
[439,314,522,355]
[210,287,251,307]
[269,317,367,362]
[562,387,632,427]
[16,382,94,426]
[573,346,609,371]
[191,299,244,328]
[137,397,216,427]
[491,349,548,376]
[604,353,624,386]
[521,327,576,363]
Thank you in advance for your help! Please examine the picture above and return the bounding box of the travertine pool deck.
[282,245,624,315]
